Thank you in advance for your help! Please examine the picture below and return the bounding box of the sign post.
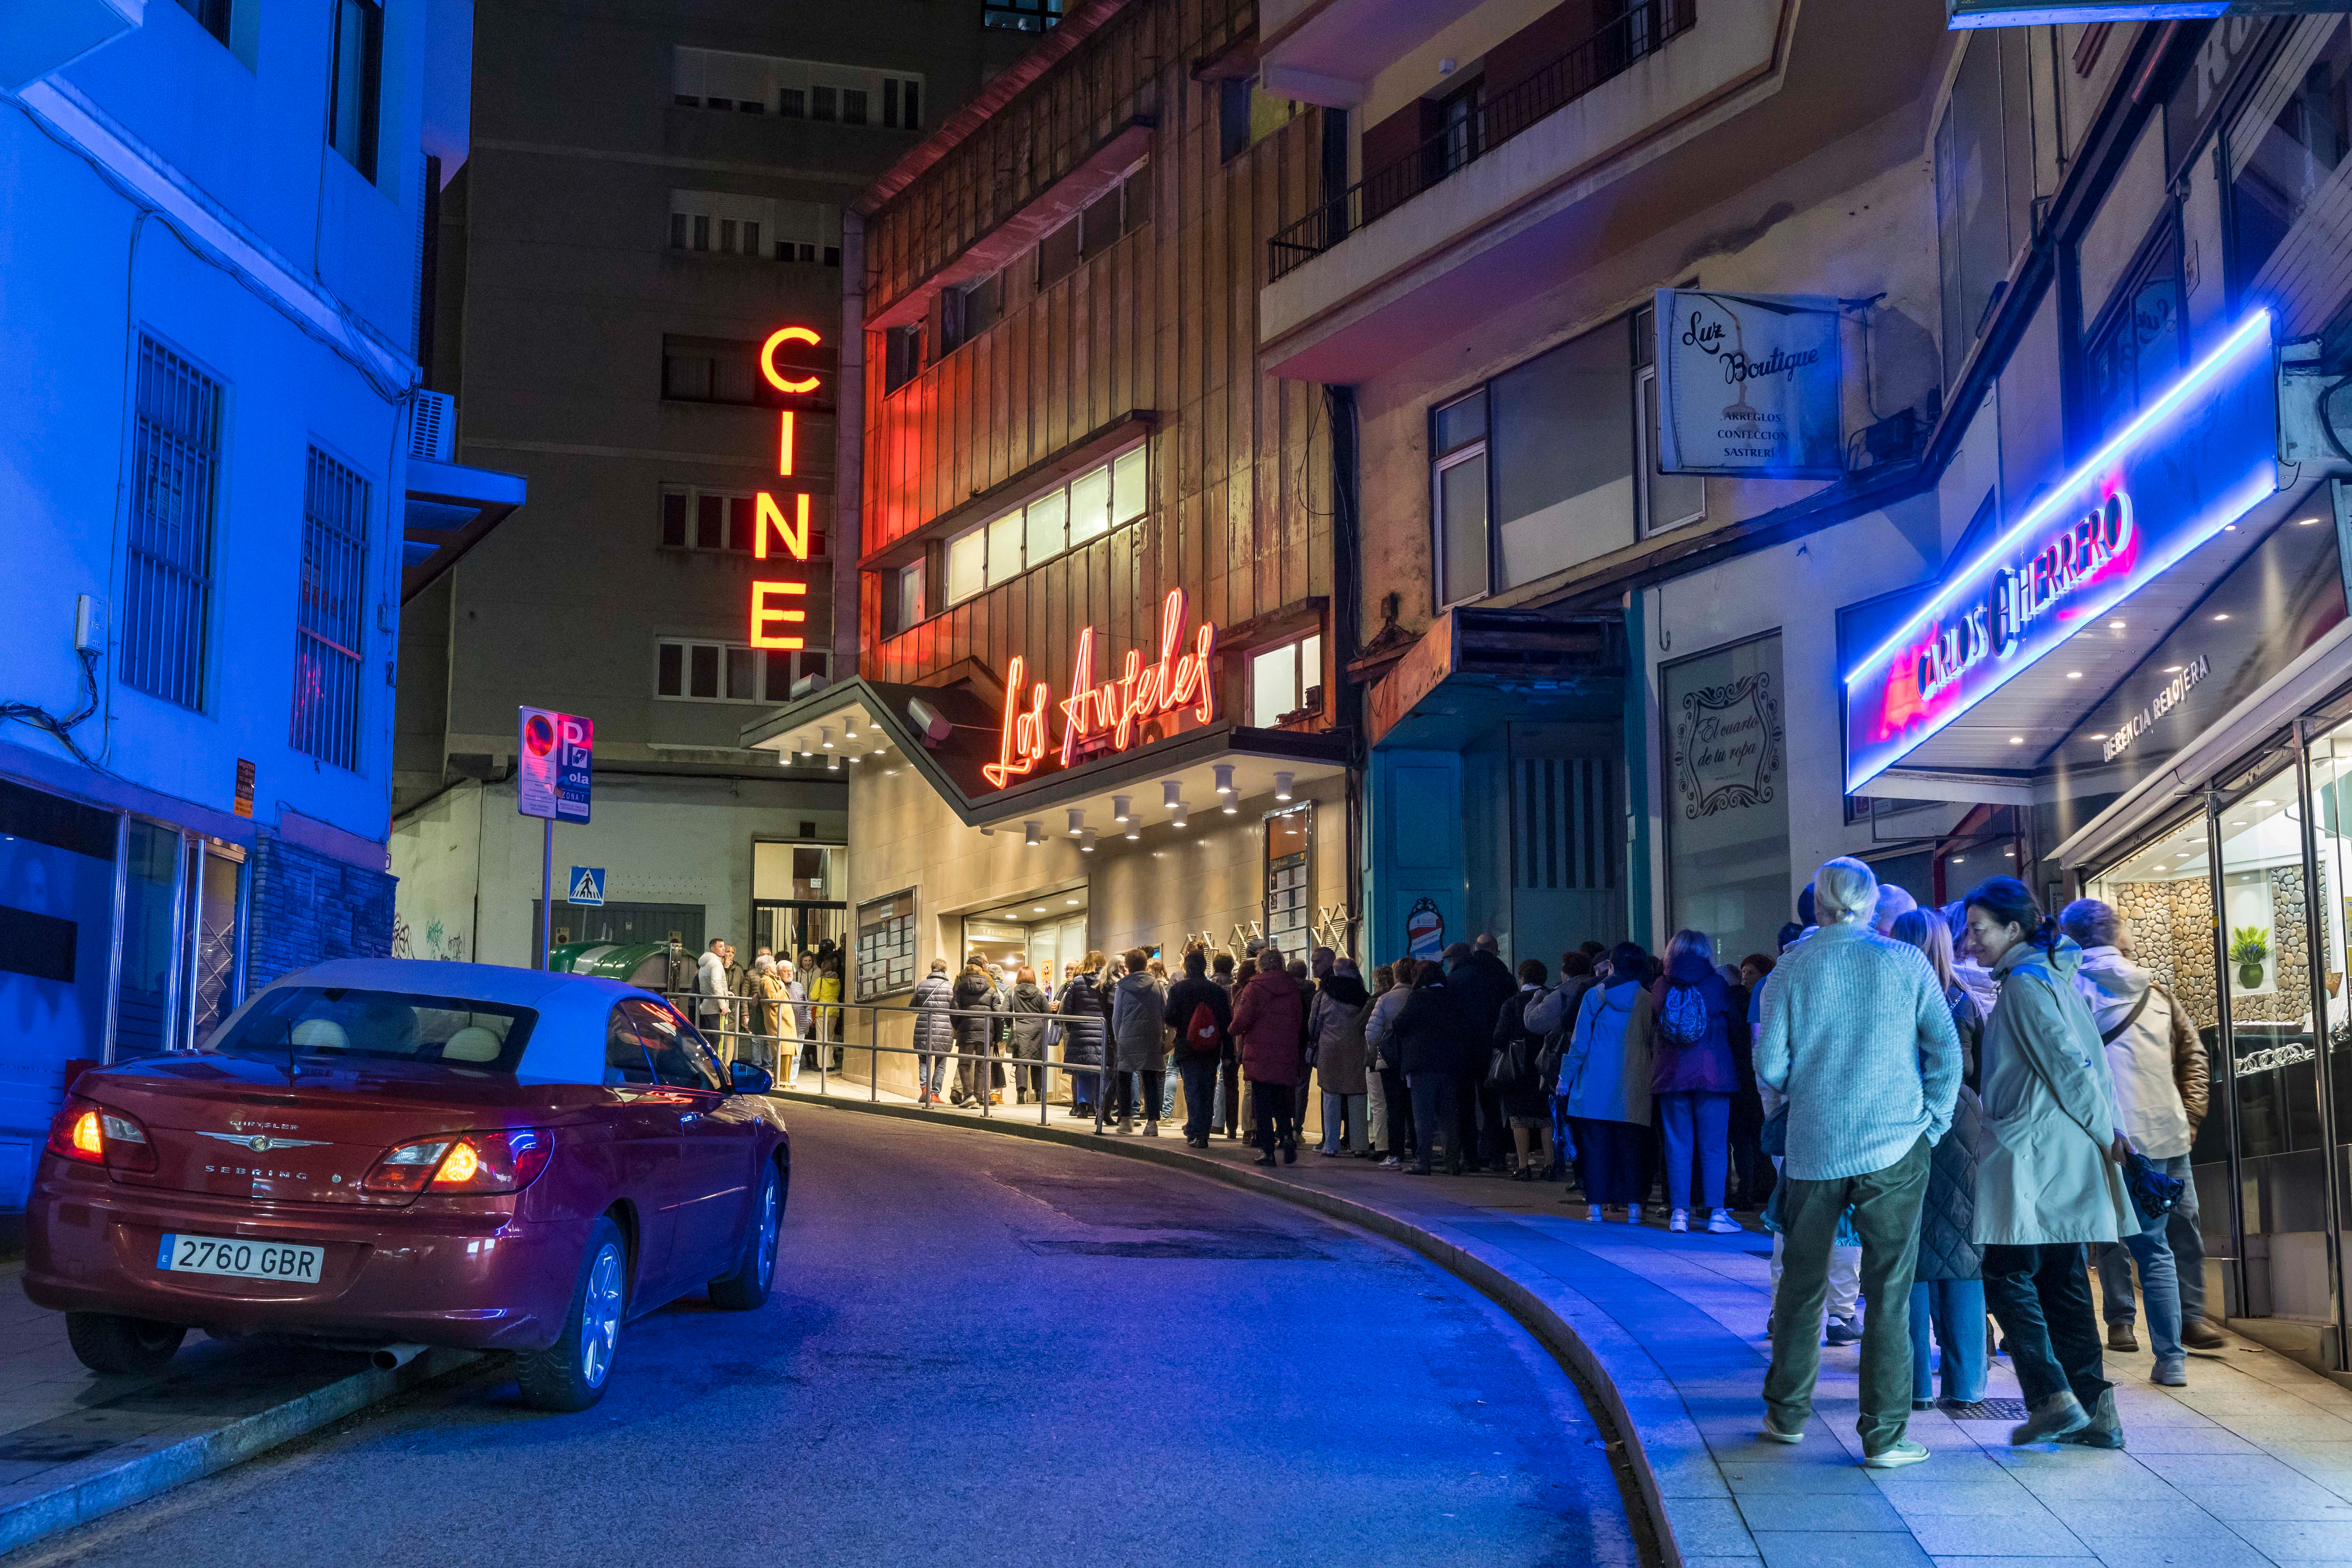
[518,707,594,970]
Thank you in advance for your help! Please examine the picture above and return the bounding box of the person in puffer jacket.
[909,960,955,1106]
[1890,908,1987,1407]
[1650,930,1742,1234]
[1054,954,1110,1121]
[949,958,1000,1107]
[1107,949,1168,1135]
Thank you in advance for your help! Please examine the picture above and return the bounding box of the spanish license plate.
[155,1234,324,1281]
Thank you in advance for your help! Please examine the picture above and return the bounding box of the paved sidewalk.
[0,1263,470,1554]
[787,1084,2352,1568]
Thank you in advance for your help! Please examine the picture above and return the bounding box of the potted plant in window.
[2231,925,2271,992]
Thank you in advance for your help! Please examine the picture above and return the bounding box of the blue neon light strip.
[1841,308,2272,688]
[1842,465,2278,794]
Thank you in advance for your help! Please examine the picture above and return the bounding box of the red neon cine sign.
[748,326,820,650]
[985,589,1217,788]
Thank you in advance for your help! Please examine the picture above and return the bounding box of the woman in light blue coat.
[1559,944,1654,1223]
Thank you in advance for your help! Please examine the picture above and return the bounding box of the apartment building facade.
[394,0,1023,971]
[0,0,509,1224]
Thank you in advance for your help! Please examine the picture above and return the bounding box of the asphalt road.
[11,1106,1643,1568]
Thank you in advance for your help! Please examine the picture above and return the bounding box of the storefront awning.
[738,676,1351,829]
[1366,606,1625,750]
[1844,310,2290,800]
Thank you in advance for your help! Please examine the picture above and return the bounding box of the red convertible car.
[23,960,788,1411]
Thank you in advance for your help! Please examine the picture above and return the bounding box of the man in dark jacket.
[1209,952,1241,1138]
[1392,961,1463,1175]
[1165,951,1233,1148]
[1447,940,1512,1170]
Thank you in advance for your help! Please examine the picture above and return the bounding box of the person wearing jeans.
[1559,945,1657,1218]
[1163,950,1232,1149]
[1367,960,1416,1167]
[1650,930,1742,1233]
[1756,857,1962,1468]
[1311,960,1373,1156]
[2061,898,2217,1377]
[1889,908,1989,1407]
[1390,960,1466,1176]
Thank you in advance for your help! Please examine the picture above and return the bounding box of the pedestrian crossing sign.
[568,867,605,906]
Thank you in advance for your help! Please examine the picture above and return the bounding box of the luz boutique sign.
[1654,289,1843,478]
[1843,310,2278,794]
[983,589,1218,788]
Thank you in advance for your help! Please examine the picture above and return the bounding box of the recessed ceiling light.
[1033,906,1047,914]
[1065,897,1079,905]
[2223,523,2239,533]
[2163,665,2182,673]
[2300,516,2322,525]
[2087,732,2107,740]
[1953,856,1966,864]
[2009,735,2025,745]
[2066,671,2083,679]
[2004,849,2015,857]
[2109,620,2126,630]
[2214,613,2231,621]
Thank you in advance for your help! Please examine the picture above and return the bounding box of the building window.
[841,88,869,126]
[983,0,1061,31]
[664,334,826,405]
[290,447,369,771]
[1264,804,1313,951]
[1934,28,2034,389]
[670,48,924,134]
[1429,310,1660,607]
[174,0,232,44]
[883,77,922,129]
[655,639,812,703]
[671,193,839,263]
[2230,23,2352,300]
[890,559,927,634]
[2080,222,2185,442]
[1250,634,1324,728]
[122,336,222,711]
[1037,216,1081,290]
[1431,390,1488,609]
[1633,304,1705,537]
[942,446,1146,606]
[326,0,382,181]
[883,324,925,395]
[941,272,1003,356]
[658,485,825,557]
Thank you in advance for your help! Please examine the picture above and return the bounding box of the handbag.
[2010,980,2181,1224]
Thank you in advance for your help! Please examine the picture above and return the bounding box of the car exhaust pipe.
[371,1343,428,1371]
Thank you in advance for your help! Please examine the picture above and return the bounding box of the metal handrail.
[651,991,1125,1134]
[1266,0,1695,280]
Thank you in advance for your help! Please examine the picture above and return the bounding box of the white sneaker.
[1708,1210,1743,1234]
[1626,1204,1644,1225]
[1669,1209,1690,1233]
[1380,1156,1402,1170]
[1586,1204,1604,1222]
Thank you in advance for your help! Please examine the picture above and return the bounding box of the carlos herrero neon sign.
[747,326,821,651]
[984,589,1217,788]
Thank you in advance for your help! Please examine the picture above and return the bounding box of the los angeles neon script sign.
[984,589,1217,788]
[747,326,820,651]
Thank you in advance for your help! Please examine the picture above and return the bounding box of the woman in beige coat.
[1964,877,2134,1450]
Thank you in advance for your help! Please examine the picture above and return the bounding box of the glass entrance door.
[2215,746,2340,1354]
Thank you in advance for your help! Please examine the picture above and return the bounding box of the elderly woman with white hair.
[1755,856,1964,1471]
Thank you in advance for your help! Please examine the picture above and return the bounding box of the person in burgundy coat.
[1231,949,1306,1165]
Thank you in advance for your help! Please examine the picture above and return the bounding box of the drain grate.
[1939,1398,2028,1421]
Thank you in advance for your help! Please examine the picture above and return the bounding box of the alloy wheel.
[755,1177,779,1289]
[580,1243,623,1387]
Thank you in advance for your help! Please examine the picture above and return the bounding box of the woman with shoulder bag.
[1490,958,1552,1180]
[1965,877,2137,1449]
[1561,943,1656,1222]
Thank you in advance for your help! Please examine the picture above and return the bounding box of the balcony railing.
[1267,0,1695,280]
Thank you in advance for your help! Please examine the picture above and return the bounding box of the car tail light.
[45,1096,157,1173]
[360,1129,553,1195]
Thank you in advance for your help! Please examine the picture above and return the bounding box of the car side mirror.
[730,1060,775,1096]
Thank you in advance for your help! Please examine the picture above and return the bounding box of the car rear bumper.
[22,1162,588,1353]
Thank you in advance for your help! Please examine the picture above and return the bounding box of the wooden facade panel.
[860,0,1329,736]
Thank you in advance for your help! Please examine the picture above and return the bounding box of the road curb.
[779,1091,1685,1568]
[0,1347,480,1558]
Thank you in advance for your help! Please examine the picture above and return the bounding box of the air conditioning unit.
[410,390,455,462]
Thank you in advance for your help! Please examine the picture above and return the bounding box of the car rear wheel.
[66,1313,187,1376]
[707,1162,781,1311]
[516,1217,626,1412]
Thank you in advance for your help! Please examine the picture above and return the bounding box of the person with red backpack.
[1163,949,1232,1148]
[1652,929,1744,1234]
